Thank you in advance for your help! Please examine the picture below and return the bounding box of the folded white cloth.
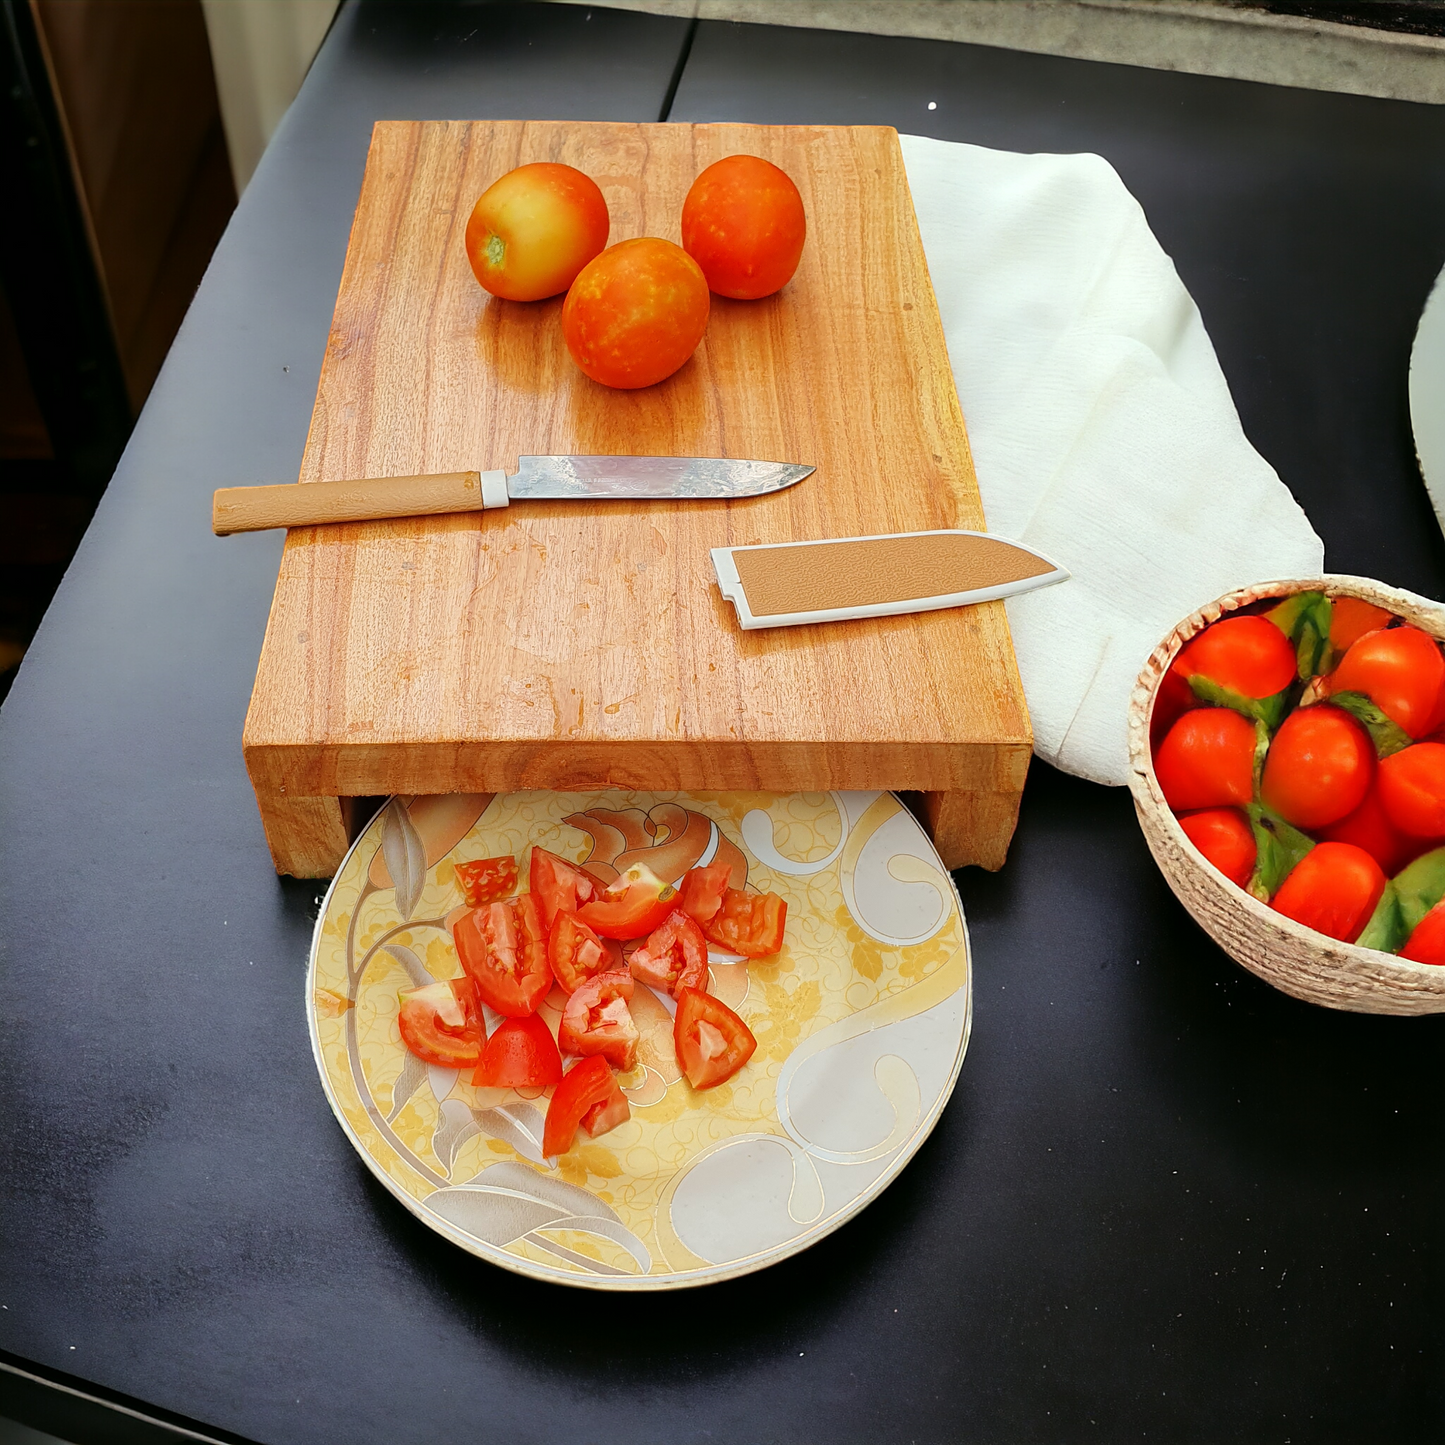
[900,134,1323,786]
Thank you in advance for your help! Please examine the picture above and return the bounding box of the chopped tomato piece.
[472,1013,563,1088]
[543,1056,617,1156]
[559,970,638,1070]
[453,893,552,1016]
[581,1071,630,1139]
[628,909,709,998]
[673,987,756,1090]
[701,888,787,958]
[529,846,599,930]
[548,910,614,994]
[455,855,518,907]
[678,862,731,925]
[397,976,484,1069]
[577,862,678,940]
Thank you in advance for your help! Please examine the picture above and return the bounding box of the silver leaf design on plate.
[473,1101,549,1166]
[428,1162,652,1275]
[432,1097,480,1176]
[381,942,432,989]
[380,799,427,921]
[386,1050,429,1123]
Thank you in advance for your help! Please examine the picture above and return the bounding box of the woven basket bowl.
[1127,574,1445,1015]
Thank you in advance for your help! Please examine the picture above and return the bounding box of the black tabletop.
[3,3,1444,1442]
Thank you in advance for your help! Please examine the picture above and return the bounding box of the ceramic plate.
[307,789,972,1289]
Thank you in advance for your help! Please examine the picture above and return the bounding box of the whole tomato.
[1177,807,1256,888]
[1260,704,1373,831]
[1329,624,1445,738]
[1173,615,1297,699]
[1377,742,1445,838]
[1154,708,1257,812]
[1328,597,1393,656]
[681,154,806,300]
[464,163,609,302]
[1400,900,1445,965]
[1270,842,1385,942]
[1319,782,1420,877]
[562,238,710,389]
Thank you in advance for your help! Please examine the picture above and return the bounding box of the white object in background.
[900,133,1324,788]
[1409,262,1445,535]
[201,0,339,192]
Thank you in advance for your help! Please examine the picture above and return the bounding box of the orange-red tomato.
[464,162,609,302]
[1150,663,1199,751]
[1329,625,1445,738]
[1319,782,1421,877]
[1400,901,1445,965]
[681,154,807,300]
[1174,615,1297,699]
[562,238,710,389]
[1260,705,1373,830]
[1329,597,1393,656]
[1154,708,1257,812]
[1378,742,1445,838]
[1270,842,1385,942]
[1177,808,1256,888]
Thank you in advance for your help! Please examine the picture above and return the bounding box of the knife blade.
[711,529,1068,630]
[211,457,813,535]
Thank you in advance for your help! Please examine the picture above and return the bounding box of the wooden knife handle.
[211,470,496,535]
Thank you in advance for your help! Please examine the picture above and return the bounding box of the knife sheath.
[711,530,1067,630]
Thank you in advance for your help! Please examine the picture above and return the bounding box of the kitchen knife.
[711,529,1068,630]
[211,456,814,535]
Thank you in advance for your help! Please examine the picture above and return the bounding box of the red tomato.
[529,847,599,931]
[702,887,788,958]
[1174,615,1297,699]
[455,856,518,908]
[1319,783,1420,877]
[674,987,757,1090]
[628,909,709,998]
[678,862,732,926]
[1150,663,1199,751]
[1260,705,1374,830]
[561,238,710,389]
[1153,708,1257,813]
[559,971,638,1071]
[1400,901,1445,965]
[1329,625,1445,738]
[542,1056,619,1157]
[1329,597,1393,655]
[1378,742,1445,838]
[548,910,614,994]
[580,1072,630,1140]
[577,862,678,940]
[397,977,484,1069]
[471,1014,563,1088]
[464,162,609,302]
[453,893,552,1016]
[1270,842,1385,943]
[680,154,806,300]
[1177,808,1256,888]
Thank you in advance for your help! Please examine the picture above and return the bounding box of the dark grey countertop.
[2,3,1443,1441]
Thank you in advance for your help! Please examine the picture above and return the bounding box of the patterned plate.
[307,789,972,1289]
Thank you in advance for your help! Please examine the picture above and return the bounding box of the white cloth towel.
[899,134,1323,786]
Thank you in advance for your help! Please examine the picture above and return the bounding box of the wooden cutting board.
[242,120,1032,877]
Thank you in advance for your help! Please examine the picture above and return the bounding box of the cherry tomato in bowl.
[1154,707,1257,812]
[1172,614,1296,699]
[1260,704,1374,831]
[1177,807,1256,888]
[464,162,609,302]
[1269,841,1386,943]
[681,154,807,300]
[1378,742,1445,838]
[1328,624,1445,738]
[561,238,710,389]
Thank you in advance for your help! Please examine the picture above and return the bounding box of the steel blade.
[508,455,813,500]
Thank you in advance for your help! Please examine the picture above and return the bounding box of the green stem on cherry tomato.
[1327,690,1414,760]
[1264,590,1333,679]
[1188,673,1293,729]
[1244,800,1315,902]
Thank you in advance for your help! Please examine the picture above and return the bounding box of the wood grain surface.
[242,121,1032,875]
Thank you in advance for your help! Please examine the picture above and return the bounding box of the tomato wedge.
[581,1070,630,1139]
[543,1056,625,1156]
[701,888,787,958]
[455,856,518,907]
[577,862,678,940]
[397,976,484,1069]
[674,987,756,1089]
[678,862,731,926]
[529,847,599,930]
[472,1013,563,1088]
[548,909,615,994]
[453,893,552,1016]
[559,970,639,1070]
[628,909,709,998]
